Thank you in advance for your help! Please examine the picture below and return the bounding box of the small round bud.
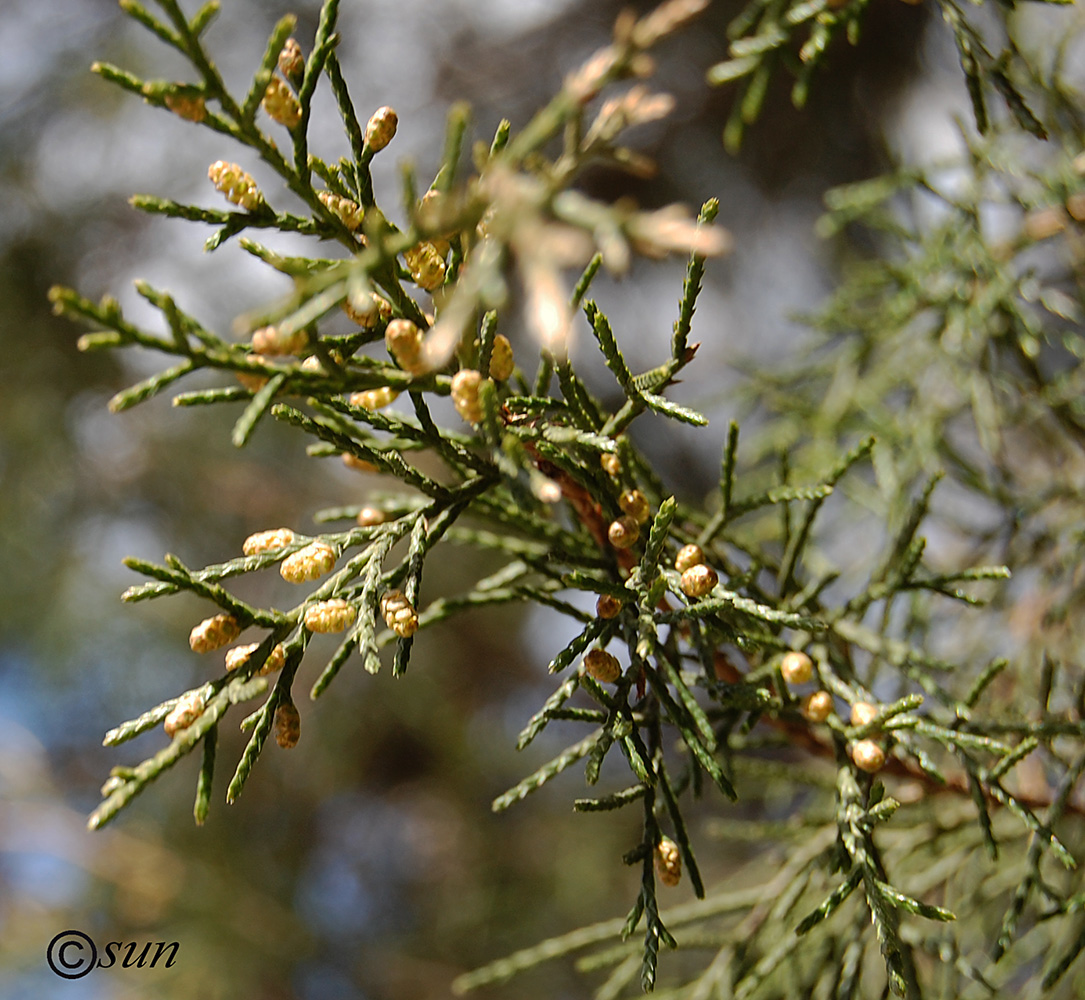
[342,292,392,328]
[278,37,305,87]
[350,387,400,411]
[801,691,834,722]
[280,541,336,583]
[300,355,324,373]
[164,690,205,738]
[165,92,206,122]
[304,598,357,633]
[385,318,427,375]
[451,369,485,425]
[674,543,704,573]
[1067,193,1085,222]
[404,241,446,291]
[274,701,301,748]
[654,837,681,887]
[851,739,886,773]
[262,76,301,129]
[583,648,622,683]
[365,106,398,152]
[595,593,623,619]
[618,489,650,524]
[243,527,295,556]
[224,642,286,676]
[258,644,287,676]
[208,160,263,211]
[380,589,419,638]
[189,613,241,654]
[342,453,378,474]
[600,453,621,476]
[208,159,235,187]
[224,642,258,673]
[356,506,386,527]
[489,334,514,381]
[780,651,814,685]
[318,190,364,232]
[680,563,718,599]
[850,701,879,729]
[608,515,640,550]
[251,325,307,356]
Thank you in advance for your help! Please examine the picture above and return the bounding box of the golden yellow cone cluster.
[847,701,886,772]
[164,690,205,738]
[850,701,879,728]
[224,642,286,676]
[380,589,419,638]
[675,543,718,598]
[595,593,622,619]
[404,242,446,291]
[780,650,813,685]
[801,691,833,722]
[278,37,305,85]
[251,325,307,357]
[851,740,886,773]
[680,563,717,598]
[364,106,398,151]
[385,319,427,375]
[208,160,263,210]
[280,541,336,583]
[318,190,364,231]
[189,613,241,653]
[784,652,833,724]
[350,387,399,411]
[489,334,515,381]
[274,702,301,748]
[608,514,640,549]
[674,543,703,573]
[655,837,681,887]
[618,489,650,524]
[342,292,392,328]
[583,648,621,683]
[304,598,356,633]
[262,76,301,128]
[451,369,484,424]
[243,527,295,556]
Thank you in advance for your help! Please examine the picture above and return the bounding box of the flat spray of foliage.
[51,0,1085,996]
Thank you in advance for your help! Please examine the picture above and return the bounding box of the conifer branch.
[61,1,1085,994]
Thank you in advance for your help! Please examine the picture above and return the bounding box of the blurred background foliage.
[2,0,1083,998]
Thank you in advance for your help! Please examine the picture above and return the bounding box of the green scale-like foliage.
[53,0,1085,997]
